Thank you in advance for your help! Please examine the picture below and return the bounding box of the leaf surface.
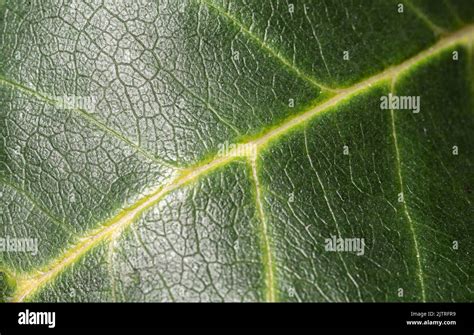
[0,0,473,302]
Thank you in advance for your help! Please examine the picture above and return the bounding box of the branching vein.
[389,78,427,302]
[402,0,445,35]
[6,23,474,301]
[196,0,337,93]
[0,75,179,169]
[249,154,277,302]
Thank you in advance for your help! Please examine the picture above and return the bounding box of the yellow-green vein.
[249,154,277,302]
[195,0,338,93]
[6,23,474,301]
[402,0,445,35]
[389,77,426,302]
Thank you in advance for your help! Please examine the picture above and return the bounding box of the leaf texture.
[0,0,473,302]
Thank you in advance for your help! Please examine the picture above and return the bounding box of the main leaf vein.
[5,23,474,301]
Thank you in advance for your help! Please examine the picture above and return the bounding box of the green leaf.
[0,0,473,302]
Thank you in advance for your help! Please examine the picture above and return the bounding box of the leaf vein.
[195,0,337,93]
[8,23,474,301]
[0,76,179,169]
[249,155,277,302]
[389,77,426,302]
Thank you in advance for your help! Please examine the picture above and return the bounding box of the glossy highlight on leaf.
[0,0,473,302]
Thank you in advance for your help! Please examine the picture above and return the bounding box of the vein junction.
[5,24,474,302]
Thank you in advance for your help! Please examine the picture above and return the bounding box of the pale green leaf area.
[0,0,473,302]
